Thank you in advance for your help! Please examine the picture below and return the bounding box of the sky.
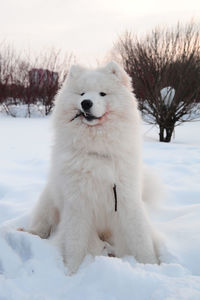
[0,0,200,65]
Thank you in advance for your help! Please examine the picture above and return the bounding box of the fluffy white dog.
[22,61,161,273]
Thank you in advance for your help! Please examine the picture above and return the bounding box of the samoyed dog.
[21,61,161,273]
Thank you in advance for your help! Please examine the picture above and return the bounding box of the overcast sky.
[0,0,200,65]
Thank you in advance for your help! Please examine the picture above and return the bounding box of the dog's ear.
[68,64,85,79]
[104,61,132,90]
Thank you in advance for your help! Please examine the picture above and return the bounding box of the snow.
[0,116,200,300]
[0,104,48,118]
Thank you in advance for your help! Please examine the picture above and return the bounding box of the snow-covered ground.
[0,116,200,300]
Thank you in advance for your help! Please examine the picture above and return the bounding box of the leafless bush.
[114,22,200,142]
[0,44,74,117]
[0,43,22,116]
[30,49,74,115]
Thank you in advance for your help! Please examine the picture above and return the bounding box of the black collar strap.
[113,184,117,212]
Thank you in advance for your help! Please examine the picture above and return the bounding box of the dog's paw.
[17,228,33,234]
[17,228,49,239]
[102,242,115,257]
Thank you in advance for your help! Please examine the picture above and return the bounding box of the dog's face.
[55,61,134,127]
[75,77,110,125]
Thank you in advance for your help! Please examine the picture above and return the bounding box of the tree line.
[0,45,74,117]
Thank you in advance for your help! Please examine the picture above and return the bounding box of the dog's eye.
[99,92,106,97]
[80,92,85,96]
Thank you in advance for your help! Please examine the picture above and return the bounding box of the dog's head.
[54,61,136,127]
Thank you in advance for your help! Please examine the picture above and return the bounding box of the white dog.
[22,61,161,273]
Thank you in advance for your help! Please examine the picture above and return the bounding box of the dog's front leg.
[117,195,159,264]
[55,207,91,274]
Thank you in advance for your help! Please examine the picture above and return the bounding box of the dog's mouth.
[71,111,100,122]
[83,112,99,121]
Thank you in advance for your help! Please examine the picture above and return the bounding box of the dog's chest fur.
[73,151,117,232]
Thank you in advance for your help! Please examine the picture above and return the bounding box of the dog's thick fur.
[27,62,160,273]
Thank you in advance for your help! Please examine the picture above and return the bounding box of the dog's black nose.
[81,99,93,111]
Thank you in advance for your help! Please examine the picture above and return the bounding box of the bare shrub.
[30,49,75,115]
[0,44,75,117]
[114,22,200,142]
